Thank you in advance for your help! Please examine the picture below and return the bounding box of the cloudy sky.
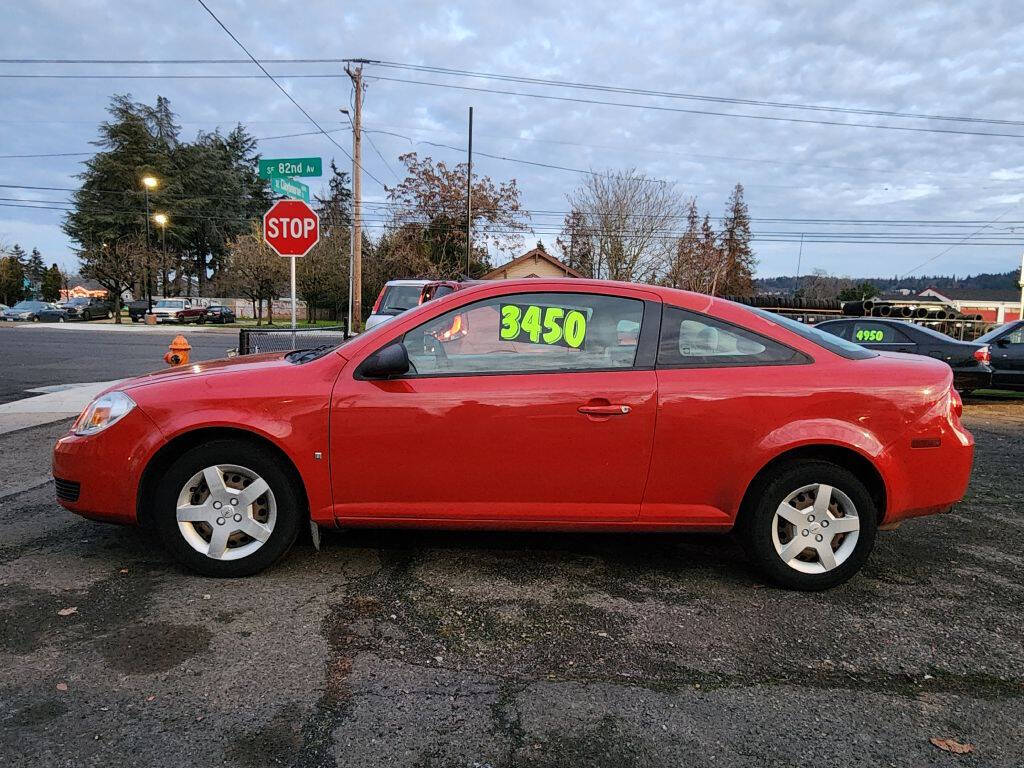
[3,0,1024,279]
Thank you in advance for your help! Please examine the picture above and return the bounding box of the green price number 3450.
[499,304,587,348]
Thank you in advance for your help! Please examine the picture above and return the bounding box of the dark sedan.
[64,296,112,321]
[974,320,1024,392]
[202,305,236,324]
[2,300,64,322]
[815,317,992,393]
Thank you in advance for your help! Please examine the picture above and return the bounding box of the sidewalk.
[0,380,121,435]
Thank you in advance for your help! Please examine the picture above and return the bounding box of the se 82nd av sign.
[258,157,322,179]
[263,199,320,257]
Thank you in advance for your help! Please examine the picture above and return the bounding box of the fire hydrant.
[164,335,191,366]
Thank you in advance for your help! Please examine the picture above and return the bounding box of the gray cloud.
[2,0,1024,278]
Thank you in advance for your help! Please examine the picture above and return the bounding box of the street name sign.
[271,176,310,203]
[263,200,320,257]
[258,157,322,179]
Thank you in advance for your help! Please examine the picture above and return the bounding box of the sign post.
[262,200,320,334]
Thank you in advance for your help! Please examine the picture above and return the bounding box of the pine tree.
[41,263,63,302]
[719,183,756,296]
[26,248,46,283]
[9,244,27,266]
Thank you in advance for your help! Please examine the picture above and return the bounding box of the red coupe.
[54,279,974,589]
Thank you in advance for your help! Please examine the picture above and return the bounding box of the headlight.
[73,391,136,436]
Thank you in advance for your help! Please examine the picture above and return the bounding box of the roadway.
[0,323,239,404]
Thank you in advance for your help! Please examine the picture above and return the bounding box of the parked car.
[150,298,207,324]
[973,320,1024,391]
[0,303,8,313]
[54,279,973,590]
[815,317,992,393]
[36,303,71,322]
[127,299,151,323]
[364,279,431,329]
[63,296,112,321]
[2,300,57,322]
[204,305,237,324]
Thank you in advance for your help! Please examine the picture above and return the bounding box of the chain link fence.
[238,325,350,355]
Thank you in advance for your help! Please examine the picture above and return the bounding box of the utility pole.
[345,62,363,332]
[466,106,473,277]
[1018,252,1024,321]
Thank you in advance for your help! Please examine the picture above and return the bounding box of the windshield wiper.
[285,344,337,364]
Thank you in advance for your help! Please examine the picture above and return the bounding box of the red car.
[54,279,974,589]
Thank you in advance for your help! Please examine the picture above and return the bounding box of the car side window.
[401,292,645,376]
[658,306,808,367]
[1004,328,1024,345]
[851,322,912,344]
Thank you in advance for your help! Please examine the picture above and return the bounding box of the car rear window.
[748,307,877,360]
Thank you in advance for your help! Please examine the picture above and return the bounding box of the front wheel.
[737,460,878,590]
[152,439,302,576]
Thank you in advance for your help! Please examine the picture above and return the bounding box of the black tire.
[152,439,303,577]
[737,460,878,590]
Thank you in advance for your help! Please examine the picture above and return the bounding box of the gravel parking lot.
[1,401,1022,767]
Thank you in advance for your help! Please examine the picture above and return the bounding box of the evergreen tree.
[0,256,26,305]
[9,244,27,266]
[718,183,756,296]
[40,264,63,302]
[26,248,46,284]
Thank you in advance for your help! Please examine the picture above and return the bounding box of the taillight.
[973,346,990,364]
[950,388,963,420]
[434,313,468,342]
[371,287,387,313]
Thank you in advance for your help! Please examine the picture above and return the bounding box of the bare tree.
[221,224,287,325]
[79,237,146,323]
[563,170,681,282]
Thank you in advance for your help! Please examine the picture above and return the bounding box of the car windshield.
[975,321,1021,344]
[11,301,46,310]
[748,307,877,359]
[155,300,185,309]
[380,285,424,314]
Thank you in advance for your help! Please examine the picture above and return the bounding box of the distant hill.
[755,269,1019,296]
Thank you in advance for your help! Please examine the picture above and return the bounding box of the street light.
[153,213,168,297]
[141,175,159,310]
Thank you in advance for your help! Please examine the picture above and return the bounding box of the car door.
[330,288,660,523]
[991,324,1024,387]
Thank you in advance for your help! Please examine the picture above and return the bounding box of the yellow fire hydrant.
[164,335,192,366]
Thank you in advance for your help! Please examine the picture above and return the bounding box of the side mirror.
[996,337,1011,348]
[357,342,410,379]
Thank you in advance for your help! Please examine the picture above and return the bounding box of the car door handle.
[578,404,631,416]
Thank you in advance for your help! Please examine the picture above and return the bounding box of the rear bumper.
[52,408,164,525]
[882,421,974,525]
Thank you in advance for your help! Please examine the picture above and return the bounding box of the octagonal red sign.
[263,199,320,257]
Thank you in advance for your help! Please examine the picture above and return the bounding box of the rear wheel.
[152,439,302,576]
[738,461,878,590]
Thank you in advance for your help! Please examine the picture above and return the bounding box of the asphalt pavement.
[0,323,238,404]
[1,401,1022,766]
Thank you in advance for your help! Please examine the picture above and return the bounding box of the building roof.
[482,246,584,280]
[920,286,1022,304]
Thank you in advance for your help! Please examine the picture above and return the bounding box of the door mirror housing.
[995,337,1011,348]
[357,342,410,379]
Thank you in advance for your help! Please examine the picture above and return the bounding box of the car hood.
[113,352,292,394]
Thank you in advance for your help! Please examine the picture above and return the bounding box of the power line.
[367,61,1024,128]
[6,55,1021,129]
[367,74,1024,140]
[191,0,385,190]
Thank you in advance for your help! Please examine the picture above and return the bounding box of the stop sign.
[263,199,320,257]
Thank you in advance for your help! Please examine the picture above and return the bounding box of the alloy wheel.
[175,464,277,561]
[771,483,860,574]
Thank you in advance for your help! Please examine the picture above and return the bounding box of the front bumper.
[52,408,164,525]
